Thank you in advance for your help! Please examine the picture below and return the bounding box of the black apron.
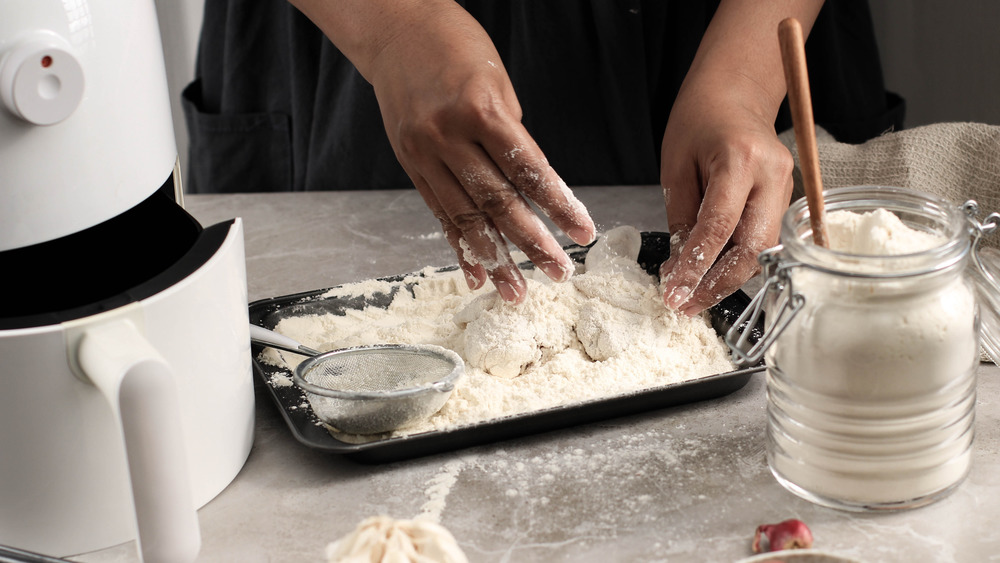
[183,0,904,193]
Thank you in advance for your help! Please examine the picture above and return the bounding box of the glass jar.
[727,186,1000,511]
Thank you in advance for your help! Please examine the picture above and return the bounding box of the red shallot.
[752,518,813,553]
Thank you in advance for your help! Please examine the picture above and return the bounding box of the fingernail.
[680,303,703,317]
[664,285,692,310]
[464,269,484,290]
[495,280,523,303]
[567,227,594,245]
[538,259,573,283]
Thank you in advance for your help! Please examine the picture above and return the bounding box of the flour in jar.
[768,206,978,506]
[825,207,945,255]
[261,226,735,441]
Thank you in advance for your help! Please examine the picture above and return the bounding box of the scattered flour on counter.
[418,459,470,524]
[261,226,735,441]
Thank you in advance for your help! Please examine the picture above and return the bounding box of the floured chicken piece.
[456,225,669,376]
[455,280,578,379]
[575,299,654,361]
[325,516,468,563]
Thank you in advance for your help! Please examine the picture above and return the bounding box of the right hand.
[358,3,596,303]
[658,72,794,315]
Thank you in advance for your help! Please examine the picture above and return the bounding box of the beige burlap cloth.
[780,122,1000,248]
[779,122,1000,362]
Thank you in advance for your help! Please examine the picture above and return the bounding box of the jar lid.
[971,246,1000,365]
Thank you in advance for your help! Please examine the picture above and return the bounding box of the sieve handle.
[249,324,321,357]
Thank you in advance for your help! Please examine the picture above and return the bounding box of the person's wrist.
[691,69,785,127]
[290,0,457,82]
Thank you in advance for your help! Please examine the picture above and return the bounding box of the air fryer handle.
[76,320,200,563]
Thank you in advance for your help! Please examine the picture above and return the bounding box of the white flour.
[825,207,944,255]
[768,208,977,506]
[262,226,734,441]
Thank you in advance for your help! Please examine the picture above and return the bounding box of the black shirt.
[183,0,904,193]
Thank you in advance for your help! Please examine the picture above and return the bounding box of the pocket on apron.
[182,80,293,193]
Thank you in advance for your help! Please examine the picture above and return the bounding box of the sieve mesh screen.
[301,348,458,393]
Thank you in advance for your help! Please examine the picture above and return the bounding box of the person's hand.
[655,0,822,315]
[371,16,596,303]
[658,72,794,315]
[298,1,595,304]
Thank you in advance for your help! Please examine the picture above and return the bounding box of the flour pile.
[262,226,735,440]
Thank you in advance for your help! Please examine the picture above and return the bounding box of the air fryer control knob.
[0,31,84,126]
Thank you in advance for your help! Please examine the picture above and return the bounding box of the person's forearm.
[287,0,466,81]
[686,0,825,120]
[286,0,595,303]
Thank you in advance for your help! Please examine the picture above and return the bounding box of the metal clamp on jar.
[726,185,1000,512]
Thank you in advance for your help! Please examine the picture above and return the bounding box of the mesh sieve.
[290,344,464,434]
[297,346,462,395]
[252,324,464,433]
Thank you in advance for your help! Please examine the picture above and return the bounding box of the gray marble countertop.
[77,187,1000,562]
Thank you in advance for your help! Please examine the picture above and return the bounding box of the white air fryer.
[0,2,255,562]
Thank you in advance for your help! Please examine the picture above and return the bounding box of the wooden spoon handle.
[779,17,829,248]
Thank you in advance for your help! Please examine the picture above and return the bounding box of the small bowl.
[737,549,862,563]
[293,344,464,434]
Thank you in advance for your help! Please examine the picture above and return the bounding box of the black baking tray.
[249,232,764,463]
